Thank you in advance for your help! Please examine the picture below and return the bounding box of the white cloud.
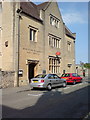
[62,12,87,25]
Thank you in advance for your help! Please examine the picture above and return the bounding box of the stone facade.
[0,1,76,88]
[64,26,76,73]
[0,71,15,88]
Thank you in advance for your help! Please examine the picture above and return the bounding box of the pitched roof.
[20,2,42,22]
[65,26,76,39]
[20,2,50,21]
[37,2,49,10]
[20,1,76,40]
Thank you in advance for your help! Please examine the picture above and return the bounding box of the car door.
[52,74,59,86]
[58,75,65,85]
[76,74,81,82]
[53,74,63,86]
[48,74,56,87]
[72,73,79,82]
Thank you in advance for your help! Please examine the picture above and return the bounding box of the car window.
[72,73,80,77]
[53,74,59,79]
[48,74,54,79]
[61,74,70,77]
[35,74,46,78]
[72,73,76,77]
[76,74,80,77]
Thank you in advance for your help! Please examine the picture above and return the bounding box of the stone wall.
[0,71,15,88]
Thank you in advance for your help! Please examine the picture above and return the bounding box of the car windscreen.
[34,74,46,78]
[61,74,70,77]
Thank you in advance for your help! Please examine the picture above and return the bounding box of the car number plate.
[33,81,38,83]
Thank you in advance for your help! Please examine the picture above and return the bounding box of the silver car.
[30,74,67,90]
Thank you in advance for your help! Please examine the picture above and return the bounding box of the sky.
[35,1,88,64]
[89,2,90,63]
[58,2,88,64]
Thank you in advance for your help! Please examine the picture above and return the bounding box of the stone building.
[0,1,76,88]
[75,64,89,78]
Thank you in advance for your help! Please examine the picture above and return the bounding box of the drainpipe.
[17,10,20,87]
[14,3,20,87]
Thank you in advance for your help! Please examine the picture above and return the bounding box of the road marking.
[58,89,62,92]
[77,82,88,85]
[28,93,43,96]
[71,85,77,87]
[78,83,83,85]
[71,83,84,87]
[63,87,70,89]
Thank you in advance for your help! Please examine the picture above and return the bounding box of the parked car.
[60,73,82,85]
[30,74,67,90]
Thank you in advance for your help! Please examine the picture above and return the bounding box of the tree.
[84,63,90,69]
[80,61,84,69]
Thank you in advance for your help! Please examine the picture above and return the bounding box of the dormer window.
[50,14,60,28]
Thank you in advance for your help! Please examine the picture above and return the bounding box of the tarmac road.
[1,80,89,119]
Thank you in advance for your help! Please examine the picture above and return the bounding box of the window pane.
[49,36,51,45]
[49,36,52,46]
[49,58,60,74]
[54,38,55,47]
[30,29,32,40]
[52,18,55,25]
[50,16,52,25]
[52,66,53,73]
[49,58,51,64]
[33,30,36,41]
[52,59,54,64]
[30,28,36,41]
[49,66,51,71]
[56,39,57,48]
[58,40,60,48]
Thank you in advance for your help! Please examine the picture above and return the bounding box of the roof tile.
[20,2,41,21]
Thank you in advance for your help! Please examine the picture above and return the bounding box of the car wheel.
[63,82,67,87]
[80,79,82,83]
[30,87,34,90]
[73,80,76,85]
[47,84,52,91]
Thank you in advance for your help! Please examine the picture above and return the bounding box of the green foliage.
[84,63,90,69]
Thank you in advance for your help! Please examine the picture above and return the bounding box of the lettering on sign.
[23,48,42,54]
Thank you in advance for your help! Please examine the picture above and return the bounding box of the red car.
[60,73,82,85]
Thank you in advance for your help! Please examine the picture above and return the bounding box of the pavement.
[1,84,31,95]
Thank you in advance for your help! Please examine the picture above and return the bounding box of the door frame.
[27,59,39,82]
